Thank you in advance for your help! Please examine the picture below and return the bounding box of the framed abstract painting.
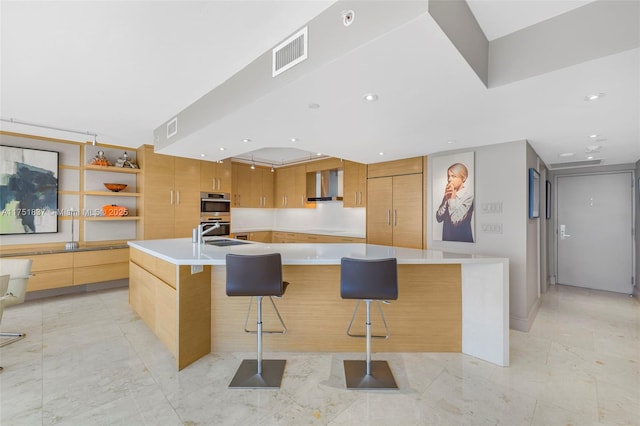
[0,145,59,234]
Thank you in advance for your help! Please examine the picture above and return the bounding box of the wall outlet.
[191,265,203,274]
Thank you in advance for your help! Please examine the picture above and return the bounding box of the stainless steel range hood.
[306,169,343,201]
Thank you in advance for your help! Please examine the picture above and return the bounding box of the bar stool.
[340,257,398,389]
[226,253,288,388]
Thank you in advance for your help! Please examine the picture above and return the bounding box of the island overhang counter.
[127,238,509,370]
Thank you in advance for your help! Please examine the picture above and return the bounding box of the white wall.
[636,159,640,298]
[428,140,537,331]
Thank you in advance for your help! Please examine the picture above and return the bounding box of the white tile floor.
[1,284,638,425]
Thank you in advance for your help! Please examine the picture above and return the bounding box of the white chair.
[0,274,10,372]
[0,258,33,348]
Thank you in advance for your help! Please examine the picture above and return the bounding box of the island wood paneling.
[211,263,461,353]
[129,247,210,370]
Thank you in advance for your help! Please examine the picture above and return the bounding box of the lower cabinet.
[129,248,211,370]
[271,231,365,243]
[11,248,129,292]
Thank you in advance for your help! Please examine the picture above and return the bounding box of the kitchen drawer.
[27,269,74,292]
[74,248,129,267]
[11,252,73,272]
[74,262,129,285]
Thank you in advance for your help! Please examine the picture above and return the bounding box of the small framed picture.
[528,168,540,219]
[545,180,551,220]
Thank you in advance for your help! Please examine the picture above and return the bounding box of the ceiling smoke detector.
[342,10,355,27]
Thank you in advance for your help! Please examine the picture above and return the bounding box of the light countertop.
[127,237,507,266]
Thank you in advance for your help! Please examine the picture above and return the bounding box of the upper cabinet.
[137,145,200,239]
[231,163,274,208]
[342,160,367,207]
[200,159,231,193]
[275,165,308,208]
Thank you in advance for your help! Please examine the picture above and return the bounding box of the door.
[366,177,393,245]
[556,172,633,293]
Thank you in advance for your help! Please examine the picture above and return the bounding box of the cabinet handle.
[355,193,358,204]
[387,209,391,225]
[393,209,397,226]
[176,191,180,205]
[170,190,174,205]
[238,194,241,206]
[212,178,216,191]
[217,178,221,191]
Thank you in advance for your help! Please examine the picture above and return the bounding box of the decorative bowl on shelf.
[104,183,128,192]
[102,204,128,217]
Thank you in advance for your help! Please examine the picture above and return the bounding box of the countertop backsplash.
[231,201,365,237]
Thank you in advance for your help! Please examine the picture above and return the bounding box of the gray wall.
[428,139,541,331]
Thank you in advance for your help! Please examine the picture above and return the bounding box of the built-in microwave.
[201,192,231,215]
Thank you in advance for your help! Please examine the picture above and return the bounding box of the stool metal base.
[0,332,26,348]
[229,359,286,388]
[343,360,398,389]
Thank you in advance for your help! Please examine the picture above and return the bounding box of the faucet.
[196,222,220,245]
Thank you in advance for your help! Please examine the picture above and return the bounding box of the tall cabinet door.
[392,173,423,249]
[366,177,393,245]
[174,157,201,237]
[141,149,175,240]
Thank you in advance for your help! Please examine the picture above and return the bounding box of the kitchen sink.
[204,240,250,247]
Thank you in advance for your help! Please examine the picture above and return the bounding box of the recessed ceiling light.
[589,134,599,138]
[200,153,206,157]
[559,152,575,157]
[584,93,605,101]
[290,138,298,143]
[447,140,456,144]
[378,152,384,156]
[363,93,379,102]
[308,103,320,109]
[219,147,226,151]
[586,155,594,160]
[242,138,251,143]
[316,152,322,156]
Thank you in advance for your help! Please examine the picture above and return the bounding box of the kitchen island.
[128,238,509,370]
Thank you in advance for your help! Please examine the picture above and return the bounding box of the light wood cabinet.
[343,160,367,207]
[367,156,423,179]
[129,247,211,370]
[275,165,308,208]
[367,173,423,248]
[200,159,231,193]
[137,145,201,239]
[271,231,365,244]
[10,248,129,292]
[231,163,273,208]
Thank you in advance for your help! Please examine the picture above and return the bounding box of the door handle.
[560,224,571,240]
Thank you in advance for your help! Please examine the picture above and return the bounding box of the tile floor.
[0,284,638,425]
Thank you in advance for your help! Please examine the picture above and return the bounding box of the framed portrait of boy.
[432,151,475,243]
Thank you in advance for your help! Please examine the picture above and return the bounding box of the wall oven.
[199,218,231,238]
[201,192,231,215]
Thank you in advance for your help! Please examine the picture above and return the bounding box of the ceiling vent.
[166,116,178,139]
[548,159,602,169]
[272,27,308,77]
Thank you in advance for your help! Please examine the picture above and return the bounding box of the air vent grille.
[167,116,178,139]
[548,159,602,169]
[272,27,308,77]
